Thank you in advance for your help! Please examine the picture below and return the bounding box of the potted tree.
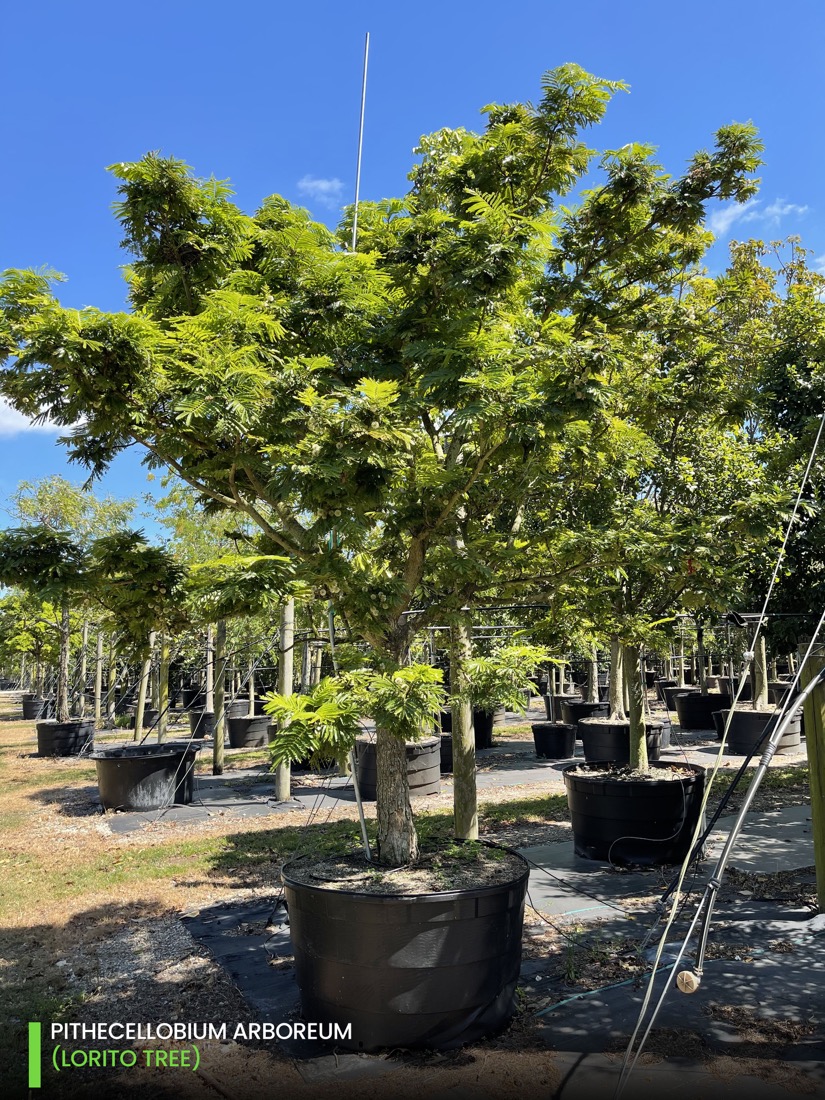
[0,64,764,1042]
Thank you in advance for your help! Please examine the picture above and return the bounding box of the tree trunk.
[376,726,418,866]
[608,634,625,720]
[697,622,708,695]
[248,657,255,718]
[753,633,769,710]
[78,619,89,717]
[585,648,599,704]
[450,621,477,840]
[799,654,825,911]
[56,598,71,723]
[94,633,103,724]
[677,633,686,688]
[625,643,648,771]
[106,635,117,724]
[134,631,155,739]
[205,625,215,713]
[158,633,170,742]
[275,599,295,802]
[213,620,227,775]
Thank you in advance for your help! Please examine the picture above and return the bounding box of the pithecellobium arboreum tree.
[0,65,762,864]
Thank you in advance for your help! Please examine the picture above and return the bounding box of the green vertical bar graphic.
[28,1022,41,1089]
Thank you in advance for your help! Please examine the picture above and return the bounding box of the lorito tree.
[0,65,762,864]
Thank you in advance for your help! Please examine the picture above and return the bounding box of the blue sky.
[2,0,823,529]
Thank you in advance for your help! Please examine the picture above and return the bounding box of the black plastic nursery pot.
[354,737,441,801]
[129,706,160,730]
[655,678,677,702]
[189,709,215,738]
[472,706,505,749]
[440,733,453,773]
[663,684,699,711]
[720,708,802,755]
[767,680,796,705]
[181,687,206,710]
[531,722,576,759]
[543,693,581,722]
[674,691,732,731]
[578,717,662,764]
[227,715,270,749]
[92,741,204,811]
[563,761,706,865]
[36,718,94,757]
[23,696,53,720]
[438,709,452,733]
[559,699,608,732]
[281,845,530,1051]
[644,670,657,689]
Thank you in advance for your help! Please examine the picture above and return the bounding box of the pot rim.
[562,760,705,784]
[90,739,206,760]
[281,839,530,902]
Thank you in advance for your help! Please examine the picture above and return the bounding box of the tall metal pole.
[350,32,370,253]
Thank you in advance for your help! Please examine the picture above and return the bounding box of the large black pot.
[717,676,752,702]
[129,706,160,730]
[644,670,657,689]
[543,693,581,722]
[36,718,94,757]
[473,706,505,750]
[578,718,662,764]
[440,733,453,773]
[767,680,796,705]
[655,678,677,702]
[559,699,608,733]
[674,692,732,731]
[563,761,706,865]
[92,741,204,810]
[227,715,269,749]
[23,696,53,720]
[281,844,529,1051]
[663,684,698,711]
[531,722,576,759]
[355,737,441,801]
[181,688,206,710]
[189,710,215,738]
[720,708,802,755]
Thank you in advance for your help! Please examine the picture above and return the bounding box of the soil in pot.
[227,714,269,748]
[531,722,576,759]
[36,718,94,757]
[281,841,529,1051]
[92,741,204,810]
[355,737,441,801]
[578,717,662,764]
[674,691,732,731]
[720,707,802,755]
[563,761,705,865]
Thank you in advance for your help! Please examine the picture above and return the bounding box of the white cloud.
[814,254,825,276]
[706,199,761,237]
[763,199,809,224]
[0,399,63,438]
[708,197,809,240]
[296,175,345,209]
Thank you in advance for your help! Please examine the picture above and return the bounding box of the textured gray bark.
[376,726,418,865]
[213,620,227,775]
[625,643,648,770]
[608,634,625,720]
[275,599,294,802]
[451,621,477,840]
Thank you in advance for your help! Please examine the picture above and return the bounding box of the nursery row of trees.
[2,66,824,863]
